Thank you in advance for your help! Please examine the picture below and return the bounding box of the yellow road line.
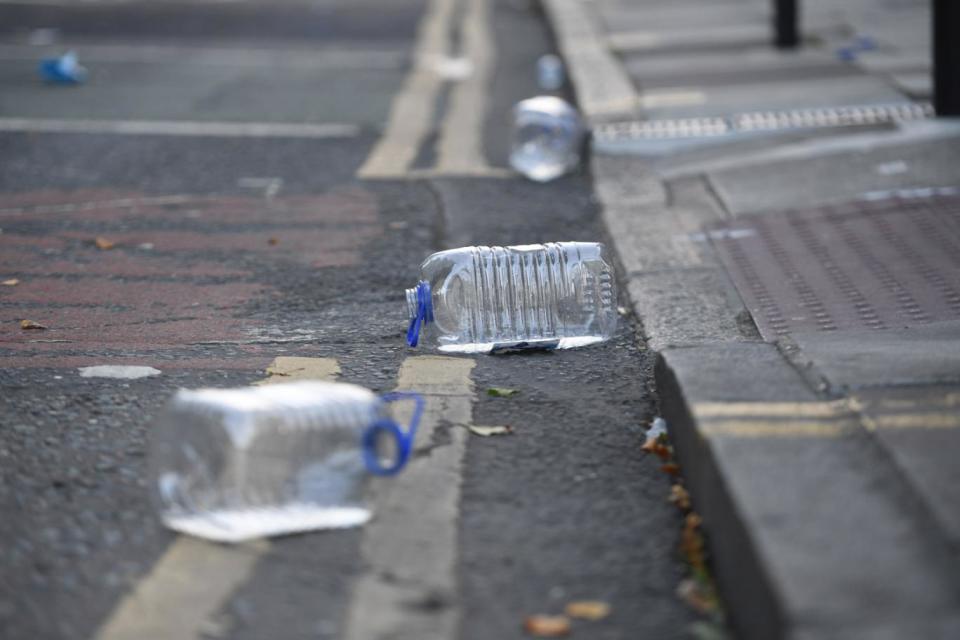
[699,419,856,438]
[343,355,475,640]
[693,400,852,419]
[95,357,340,640]
[436,0,495,173]
[356,0,456,178]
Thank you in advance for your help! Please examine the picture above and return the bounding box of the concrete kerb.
[544,1,960,638]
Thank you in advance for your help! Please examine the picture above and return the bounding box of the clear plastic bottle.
[148,382,422,543]
[509,96,585,183]
[536,54,565,91]
[405,242,617,354]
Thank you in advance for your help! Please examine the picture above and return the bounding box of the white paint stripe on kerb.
[343,355,476,640]
[94,357,340,640]
[356,0,456,178]
[0,118,359,139]
[436,0,495,173]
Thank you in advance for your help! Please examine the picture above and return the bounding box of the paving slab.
[791,321,960,389]
[709,135,960,215]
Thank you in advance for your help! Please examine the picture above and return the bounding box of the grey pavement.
[543,0,960,639]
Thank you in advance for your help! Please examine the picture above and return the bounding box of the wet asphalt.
[0,1,699,638]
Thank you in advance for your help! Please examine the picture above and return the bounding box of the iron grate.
[594,102,933,144]
[708,192,960,340]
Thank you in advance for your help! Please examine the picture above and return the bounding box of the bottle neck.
[405,288,418,320]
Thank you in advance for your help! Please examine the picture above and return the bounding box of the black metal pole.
[774,0,799,49]
[934,0,959,116]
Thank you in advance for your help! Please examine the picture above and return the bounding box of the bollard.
[934,0,959,116]
[774,0,799,49]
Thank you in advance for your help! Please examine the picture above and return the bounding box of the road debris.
[564,600,611,621]
[95,236,116,250]
[487,387,520,397]
[78,365,162,379]
[20,319,47,330]
[669,484,691,510]
[523,614,571,637]
[467,425,514,437]
[39,50,88,85]
[2,278,19,286]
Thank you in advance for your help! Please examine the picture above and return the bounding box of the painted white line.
[94,357,340,640]
[343,355,475,640]
[0,43,405,70]
[435,0,495,173]
[0,118,359,139]
[356,0,456,178]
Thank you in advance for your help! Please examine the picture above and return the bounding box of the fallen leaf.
[660,462,681,476]
[523,615,571,637]
[20,319,47,330]
[564,600,611,620]
[487,387,519,397]
[680,513,706,571]
[95,237,115,250]
[652,442,673,461]
[268,237,279,246]
[2,278,19,286]
[676,578,716,615]
[468,425,514,437]
[670,484,691,510]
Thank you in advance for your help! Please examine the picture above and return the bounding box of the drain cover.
[594,102,932,145]
[709,192,960,340]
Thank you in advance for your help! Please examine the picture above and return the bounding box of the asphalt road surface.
[0,1,700,638]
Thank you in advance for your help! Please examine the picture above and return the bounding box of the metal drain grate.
[594,102,933,144]
[708,192,960,340]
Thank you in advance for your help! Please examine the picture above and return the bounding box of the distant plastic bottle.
[405,242,617,354]
[148,382,423,543]
[510,96,585,182]
[536,54,565,91]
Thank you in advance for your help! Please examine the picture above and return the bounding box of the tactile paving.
[709,192,960,340]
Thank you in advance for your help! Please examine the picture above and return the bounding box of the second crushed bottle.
[405,241,617,354]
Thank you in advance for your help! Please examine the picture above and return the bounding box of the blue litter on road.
[39,50,88,84]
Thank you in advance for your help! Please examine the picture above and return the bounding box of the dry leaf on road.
[20,319,47,330]
[565,600,611,620]
[670,484,691,510]
[268,237,279,246]
[95,237,116,250]
[523,615,571,637]
[468,425,514,437]
[1,278,19,286]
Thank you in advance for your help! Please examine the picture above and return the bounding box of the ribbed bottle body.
[148,382,382,542]
[415,242,617,353]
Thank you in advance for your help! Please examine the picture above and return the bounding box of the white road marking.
[0,43,405,69]
[343,355,476,640]
[436,0,495,174]
[0,118,359,139]
[94,357,341,640]
[78,365,161,379]
[356,0,456,178]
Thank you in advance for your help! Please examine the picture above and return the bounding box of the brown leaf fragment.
[660,462,681,476]
[95,237,115,250]
[20,319,47,330]
[468,425,514,437]
[676,579,716,615]
[565,600,611,621]
[670,484,691,510]
[268,237,279,246]
[1,278,19,286]
[652,442,673,461]
[523,615,571,637]
[680,513,706,571]
[641,435,658,452]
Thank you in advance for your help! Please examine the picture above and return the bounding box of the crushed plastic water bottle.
[405,242,617,354]
[536,54,565,91]
[509,96,585,182]
[148,381,423,543]
[39,50,87,85]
